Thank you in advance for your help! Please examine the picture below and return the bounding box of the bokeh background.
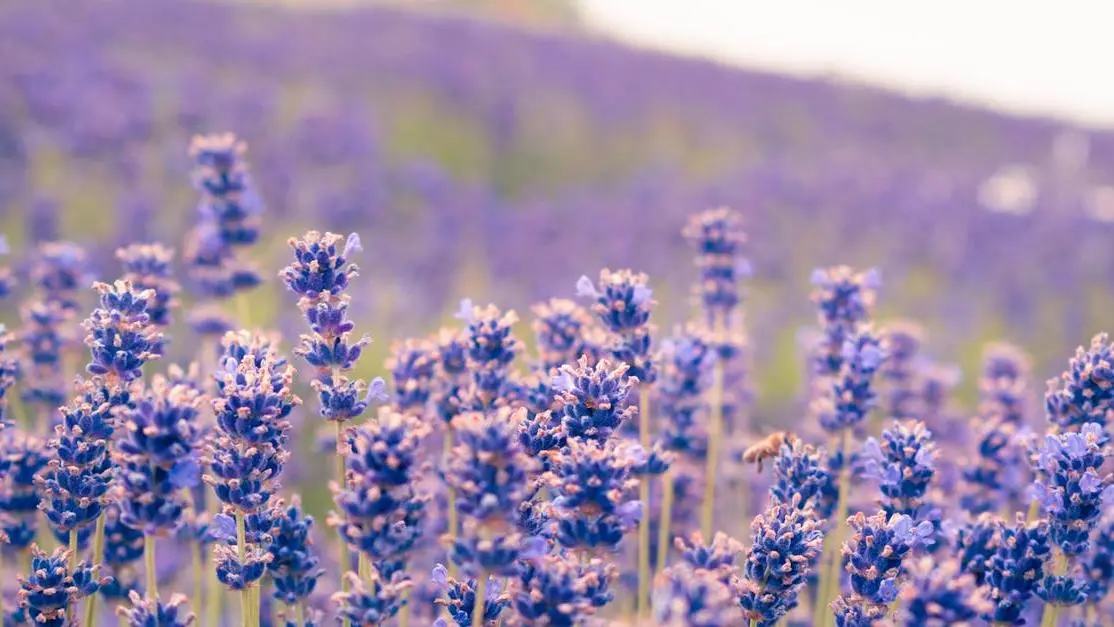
[2,0,1113,419]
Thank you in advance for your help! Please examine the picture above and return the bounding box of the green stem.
[181,489,203,620]
[444,427,458,579]
[471,574,487,627]
[1026,498,1040,523]
[637,386,652,618]
[814,429,851,627]
[237,511,250,627]
[357,552,372,586]
[68,528,79,569]
[83,514,107,626]
[1040,551,1068,627]
[656,468,675,571]
[145,533,158,600]
[294,603,305,627]
[335,418,352,625]
[206,557,222,627]
[701,317,726,539]
[399,591,411,627]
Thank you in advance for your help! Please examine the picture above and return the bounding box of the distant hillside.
[1,0,1112,393]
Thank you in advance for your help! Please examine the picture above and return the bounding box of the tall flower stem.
[443,427,458,578]
[472,574,487,627]
[83,513,107,626]
[701,320,726,539]
[1039,552,1068,627]
[68,529,78,569]
[637,386,652,618]
[656,468,675,569]
[814,429,851,627]
[237,510,251,627]
[145,533,158,599]
[207,558,223,627]
[357,552,372,586]
[334,416,352,577]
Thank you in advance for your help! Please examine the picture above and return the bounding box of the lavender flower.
[444,408,543,575]
[682,206,749,327]
[117,590,197,627]
[386,338,438,415]
[18,300,71,417]
[1028,423,1113,556]
[0,430,47,550]
[673,532,742,581]
[652,564,741,627]
[30,242,93,314]
[737,497,824,626]
[83,280,165,384]
[38,381,119,536]
[183,133,263,334]
[879,321,923,421]
[769,438,833,514]
[333,571,412,627]
[832,511,933,621]
[512,553,613,625]
[333,407,429,579]
[984,517,1051,625]
[813,330,886,434]
[265,497,324,607]
[898,557,991,627]
[1045,333,1114,434]
[117,243,181,329]
[576,269,657,383]
[544,438,640,553]
[861,420,939,529]
[17,545,110,627]
[656,330,715,458]
[204,336,298,593]
[431,564,507,627]
[99,505,145,600]
[115,375,203,535]
[457,300,522,411]
[954,513,999,586]
[0,326,19,429]
[809,266,880,377]
[531,298,593,373]
[553,356,638,444]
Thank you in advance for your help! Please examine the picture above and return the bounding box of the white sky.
[577,0,1114,127]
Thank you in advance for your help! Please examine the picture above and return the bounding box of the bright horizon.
[578,0,1114,128]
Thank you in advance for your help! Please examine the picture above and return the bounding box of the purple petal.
[212,514,237,541]
[575,275,598,299]
[343,232,363,257]
[170,457,201,490]
[364,377,389,403]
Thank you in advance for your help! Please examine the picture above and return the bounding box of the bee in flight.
[742,431,797,473]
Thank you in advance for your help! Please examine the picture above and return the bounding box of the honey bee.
[742,431,797,473]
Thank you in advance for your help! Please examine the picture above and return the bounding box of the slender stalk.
[11,395,29,431]
[206,557,222,627]
[357,552,372,586]
[813,428,851,627]
[443,427,458,578]
[1026,498,1040,523]
[237,511,250,627]
[701,334,726,539]
[145,533,158,599]
[637,386,652,618]
[335,418,351,607]
[68,528,79,569]
[471,574,487,627]
[294,603,305,627]
[181,489,203,619]
[656,468,675,570]
[83,513,107,626]
[1040,552,1068,627]
[399,591,411,627]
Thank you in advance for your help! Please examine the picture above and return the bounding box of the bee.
[742,431,797,473]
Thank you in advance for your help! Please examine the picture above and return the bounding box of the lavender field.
[0,1,1111,626]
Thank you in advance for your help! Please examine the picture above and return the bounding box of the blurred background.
[2,0,1113,417]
